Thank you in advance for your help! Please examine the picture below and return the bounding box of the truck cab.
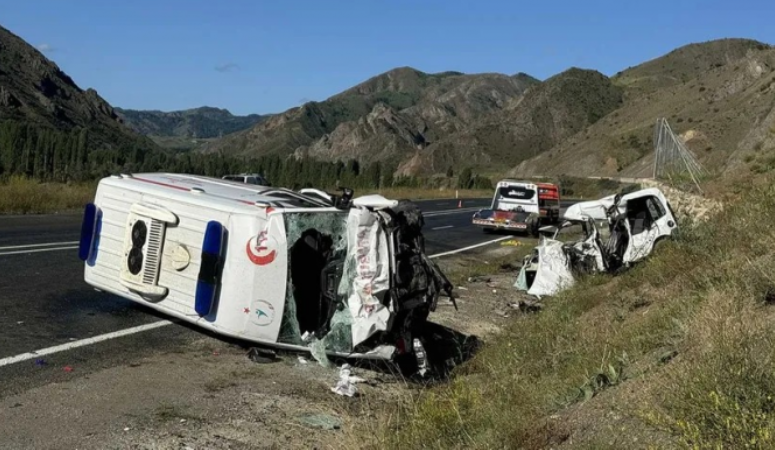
[536,182,561,223]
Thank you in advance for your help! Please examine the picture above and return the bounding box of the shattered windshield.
[278,211,350,350]
[550,222,588,242]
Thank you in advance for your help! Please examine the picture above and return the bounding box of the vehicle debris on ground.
[331,364,367,397]
[516,187,678,297]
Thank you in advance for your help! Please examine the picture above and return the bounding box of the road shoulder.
[0,242,534,450]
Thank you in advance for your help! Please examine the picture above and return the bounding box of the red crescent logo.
[246,231,276,266]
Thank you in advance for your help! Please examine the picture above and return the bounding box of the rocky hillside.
[396,68,624,175]
[203,37,775,182]
[511,38,775,179]
[8,19,769,186]
[203,68,542,167]
[0,24,157,154]
[114,106,267,139]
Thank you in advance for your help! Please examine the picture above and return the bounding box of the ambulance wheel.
[482,227,493,234]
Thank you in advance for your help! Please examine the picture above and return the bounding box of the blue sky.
[1,0,773,116]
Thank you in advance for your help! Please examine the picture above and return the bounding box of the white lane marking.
[0,321,173,367]
[432,225,454,230]
[0,236,511,367]
[0,208,479,257]
[429,236,512,259]
[424,207,479,217]
[0,246,79,256]
[0,241,79,251]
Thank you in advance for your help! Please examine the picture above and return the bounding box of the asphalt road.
[0,197,574,396]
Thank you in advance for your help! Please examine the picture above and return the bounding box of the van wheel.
[652,238,668,254]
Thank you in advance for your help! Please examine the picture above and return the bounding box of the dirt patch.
[0,244,531,450]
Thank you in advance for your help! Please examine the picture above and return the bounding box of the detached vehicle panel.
[516,188,678,297]
[78,173,452,369]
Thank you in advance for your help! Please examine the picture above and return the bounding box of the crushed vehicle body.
[516,187,678,297]
[472,179,561,236]
[78,173,453,372]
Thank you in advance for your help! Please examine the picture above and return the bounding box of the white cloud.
[215,63,240,73]
[36,43,56,53]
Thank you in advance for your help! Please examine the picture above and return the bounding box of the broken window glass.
[277,211,350,347]
[647,196,666,219]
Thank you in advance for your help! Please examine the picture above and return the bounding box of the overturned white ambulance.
[516,188,678,297]
[78,173,453,371]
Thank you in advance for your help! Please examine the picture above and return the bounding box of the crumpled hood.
[563,195,618,221]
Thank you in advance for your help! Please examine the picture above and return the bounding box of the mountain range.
[2,21,774,182]
[0,25,157,156]
[113,106,269,150]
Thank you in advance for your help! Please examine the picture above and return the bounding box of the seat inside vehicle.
[626,197,652,235]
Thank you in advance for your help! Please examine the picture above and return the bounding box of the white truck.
[472,180,561,236]
[77,173,453,373]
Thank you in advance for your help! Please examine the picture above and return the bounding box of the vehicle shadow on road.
[162,312,481,384]
[59,290,482,385]
[333,322,483,385]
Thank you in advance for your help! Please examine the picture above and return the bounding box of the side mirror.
[668,220,675,228]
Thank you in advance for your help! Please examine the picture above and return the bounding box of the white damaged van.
[78,173,453,371]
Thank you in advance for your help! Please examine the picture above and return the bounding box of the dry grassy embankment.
[0,176,96,214]
[0,177,492,215]
[368,175,775,449]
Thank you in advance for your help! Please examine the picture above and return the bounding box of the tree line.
[0,120,493,190]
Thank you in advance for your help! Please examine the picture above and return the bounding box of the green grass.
[366,174,775,449]
[0,176,96,214]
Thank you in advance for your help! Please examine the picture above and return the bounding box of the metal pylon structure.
[652,117,706,192]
